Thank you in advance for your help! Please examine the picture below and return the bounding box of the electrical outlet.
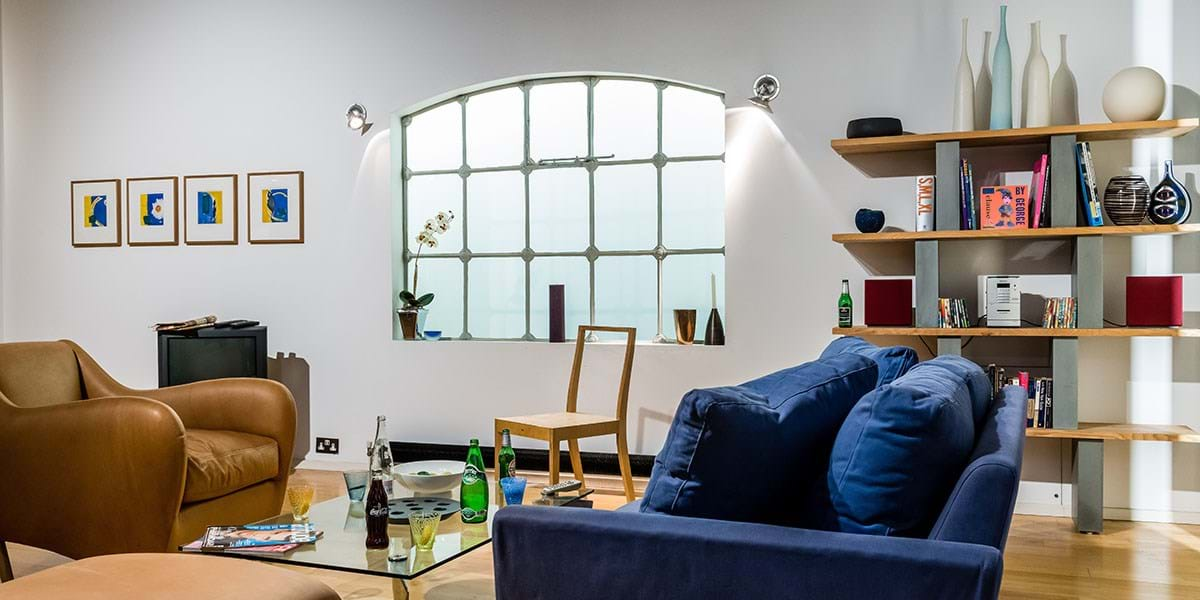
[315,437,340,454]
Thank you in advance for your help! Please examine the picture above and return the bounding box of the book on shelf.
[1029,154,1049,228]
[980,185,1030,229]
[915,175,935,232]
[1015,374,1054,429]
[1042,297,1077,328]
[959,159,978,230]
[1074,142,1103,226]
[937,297,971,328]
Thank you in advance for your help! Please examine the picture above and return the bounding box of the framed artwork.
[184,174,238,245]
[126,176,179,246]
[71,179,122,247]
[247,171,304,244]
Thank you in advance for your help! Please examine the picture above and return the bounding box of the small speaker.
[846,117,903,139]
[549,284,566,342]
[1126,276,1183,327]
[865,279,913,326]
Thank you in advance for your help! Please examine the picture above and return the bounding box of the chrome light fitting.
[346,103,373,135]
[748,74,780,113]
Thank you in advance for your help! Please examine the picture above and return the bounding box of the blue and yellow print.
[198,191,222,224]
[141,193,165,226]
[262,188,288,223]
[83,195,107,227]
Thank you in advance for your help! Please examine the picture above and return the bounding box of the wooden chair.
[495,325,637,502]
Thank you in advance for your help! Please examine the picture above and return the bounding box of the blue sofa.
[493,352,1026,600]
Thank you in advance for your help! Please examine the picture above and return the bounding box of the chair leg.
[567,439,586,487]
[494,424,504,476]
[1,539,14,582]
[548,436,560,486]
[615,431,635,503]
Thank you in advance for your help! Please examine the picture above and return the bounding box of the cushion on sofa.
[827,355,982,536]
[183,429,279,503]
[641,353,879,524]
[924,350,994,429]
[819,336,918,386]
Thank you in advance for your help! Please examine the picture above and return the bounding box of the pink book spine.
[1029,155,1048,229]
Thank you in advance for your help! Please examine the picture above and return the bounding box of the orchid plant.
[399,210,455,310]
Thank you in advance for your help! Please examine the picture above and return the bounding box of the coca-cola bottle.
[365,416,391,549]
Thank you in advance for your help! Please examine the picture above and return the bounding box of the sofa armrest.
[493,507,1002,600]
[0,396,187,558]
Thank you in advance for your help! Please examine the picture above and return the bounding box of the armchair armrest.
[493,507,1001,600]
[0,396,187,558]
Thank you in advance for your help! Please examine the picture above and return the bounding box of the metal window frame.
[391,74,725,342]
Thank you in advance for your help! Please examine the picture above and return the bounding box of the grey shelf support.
[1072,439,1104,534]
[915,240,940,328]
[937,337,962,356]
[1074,237,1103,328]
[1049,134,1077,227]
[1050,338,1079,429]
[934,141,961,231]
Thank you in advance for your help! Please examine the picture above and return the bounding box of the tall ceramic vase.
[1051,34,1080,125]
[1022,21,1051,127]
[975,31,992,131]
[952,18,975,131]
[989,5,1013,130]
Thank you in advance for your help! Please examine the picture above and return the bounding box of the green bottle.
[498,429,517,480]
[460,438,489,523]
[838,279,853,328]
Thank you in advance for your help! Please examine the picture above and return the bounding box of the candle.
[710,273,717,309]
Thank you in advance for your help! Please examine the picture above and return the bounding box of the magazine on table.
[193,523,321,551]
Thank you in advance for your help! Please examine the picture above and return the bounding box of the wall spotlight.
[748,74,780,113]
[346,103,373,135]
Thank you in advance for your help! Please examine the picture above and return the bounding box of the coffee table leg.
[391,577,409,599]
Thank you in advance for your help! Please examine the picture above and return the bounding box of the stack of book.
[1075,142,1104,226]
[182,523,322,553]
[1042,297,1077,328]
[937,298,971,328]
[1017,372,1054,429]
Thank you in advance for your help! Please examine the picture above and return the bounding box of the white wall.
[1,0,1198,522]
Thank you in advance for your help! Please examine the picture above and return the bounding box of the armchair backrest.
[0,341,84,408]
[927,384,1027,551]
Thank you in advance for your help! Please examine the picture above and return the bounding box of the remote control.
[541,480,582,497]
[213,320,237,329]
[228,320,260,329]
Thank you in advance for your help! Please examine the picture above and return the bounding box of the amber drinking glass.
[287,484,315,521]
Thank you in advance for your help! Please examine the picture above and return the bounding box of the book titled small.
[915,175,935,231]
[980,185,1029,229]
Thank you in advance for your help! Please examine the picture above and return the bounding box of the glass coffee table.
[183,480,593,599]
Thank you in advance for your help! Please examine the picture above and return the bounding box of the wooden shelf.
[832,118,1199,156]
[833,224,1200,244]
[831,118,1199,177]
[1026,423,1200,443]
[834,326,1200,338]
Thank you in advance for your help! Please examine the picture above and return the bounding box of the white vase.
[1023,21,1051,127]
[1051,34,1080,125]
[975,31,992,131]
[952,18,975,131]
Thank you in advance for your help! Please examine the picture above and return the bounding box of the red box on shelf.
[865,279,913,326]
[1126,276,1183,327]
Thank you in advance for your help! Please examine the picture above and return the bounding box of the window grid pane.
[398,76,725,342]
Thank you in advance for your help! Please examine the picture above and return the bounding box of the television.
[158,326,268,387]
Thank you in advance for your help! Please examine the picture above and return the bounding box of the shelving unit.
[830,119,1200,534]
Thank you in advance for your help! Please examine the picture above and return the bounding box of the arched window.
[392,73,725,341]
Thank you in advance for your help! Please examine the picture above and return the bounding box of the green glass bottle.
[498,429,517,480]
[460,438,489,523]
[838,279,853,328]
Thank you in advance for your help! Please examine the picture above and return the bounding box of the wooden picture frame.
[183,173,239,245]
[126,176,180,246]
[247,171,304,244]
[70,178,122,247]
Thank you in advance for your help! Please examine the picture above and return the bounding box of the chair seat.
[497,412,620,439]
[0,553,339,600]
[183,429,279,503]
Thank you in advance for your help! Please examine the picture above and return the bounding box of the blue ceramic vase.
[989,5,1013,129]
[1149,160,1192,224]
[855,208,886,233]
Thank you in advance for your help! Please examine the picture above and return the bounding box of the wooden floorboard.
[8,468,1200,599]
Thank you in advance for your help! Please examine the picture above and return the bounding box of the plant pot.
[397,308,428,340]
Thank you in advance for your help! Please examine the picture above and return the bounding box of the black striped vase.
[1103,175,1150,226]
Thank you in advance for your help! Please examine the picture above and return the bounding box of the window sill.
[393,337,726,348]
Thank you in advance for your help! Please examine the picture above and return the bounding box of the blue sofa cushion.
[819,336,918,387]
[827,356,982,536]
[641,353,879,524]
[923,350,993,429]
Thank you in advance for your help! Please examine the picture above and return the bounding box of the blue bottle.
[989,5,1013,129]
[1149,160,1192,225]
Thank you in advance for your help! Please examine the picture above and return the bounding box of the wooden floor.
[9,468,1200,599]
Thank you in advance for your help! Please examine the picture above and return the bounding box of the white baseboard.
[297,458,367,472]
[1014,501,1072,518]
[1102,507,1200,525]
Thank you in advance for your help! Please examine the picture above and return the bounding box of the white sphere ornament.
[1102,67,1166,122]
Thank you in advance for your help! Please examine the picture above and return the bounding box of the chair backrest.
[927,384,1027,551]
[0,341,84,408]
[565,325,636,423]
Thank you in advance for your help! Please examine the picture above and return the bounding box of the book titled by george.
[549,284,566,342]
[980,185,1029,229]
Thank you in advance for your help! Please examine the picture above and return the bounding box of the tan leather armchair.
[0,340,296,560]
